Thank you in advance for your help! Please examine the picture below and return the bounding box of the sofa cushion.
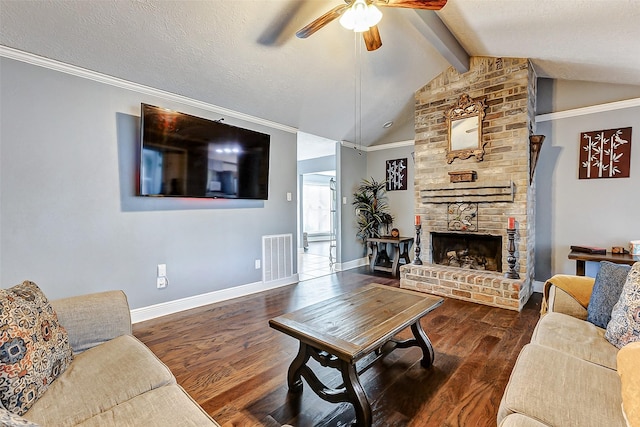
[0,281,73,415]
[498,344,626,427]
[547,285,588,320]
[617,342,640,427]
[499,413,550,427]
[0,408,41,426]
[605,262,640,349]
[587,261,631,328]
[531,312,618,369]
[51,291,132,354]
[24,334,176,426]
[70,385,219,427]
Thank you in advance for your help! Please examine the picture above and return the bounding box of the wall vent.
[262,234,293,283]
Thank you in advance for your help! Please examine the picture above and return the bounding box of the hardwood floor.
[133,267,541,427]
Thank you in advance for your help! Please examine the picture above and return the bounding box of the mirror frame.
[445,94,487,164]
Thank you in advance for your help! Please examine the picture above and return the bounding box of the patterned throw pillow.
[0,281,73,415]
[605,262,640,349]
[587,261,632,328]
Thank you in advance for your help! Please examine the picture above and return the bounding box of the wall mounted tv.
[139,103,270,200]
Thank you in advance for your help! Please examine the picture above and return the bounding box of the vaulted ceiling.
[1,0,639,147]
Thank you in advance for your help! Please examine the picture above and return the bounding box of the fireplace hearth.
[431,232,502,272]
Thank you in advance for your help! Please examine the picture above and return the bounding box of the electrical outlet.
[156,276,167,289]
[255,259,261,269]
[157,264,167,277]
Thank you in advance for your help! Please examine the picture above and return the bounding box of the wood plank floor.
[133,267,541,427]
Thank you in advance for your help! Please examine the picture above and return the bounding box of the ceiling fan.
[296,0,448,51]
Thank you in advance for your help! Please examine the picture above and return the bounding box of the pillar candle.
[415,215,421,226]
[508,217,515,229]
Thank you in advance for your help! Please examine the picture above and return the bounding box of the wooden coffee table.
[269,283,443,427]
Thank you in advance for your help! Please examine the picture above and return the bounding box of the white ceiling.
[1,0,639,148]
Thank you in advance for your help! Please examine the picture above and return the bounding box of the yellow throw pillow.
[618,342,640,427]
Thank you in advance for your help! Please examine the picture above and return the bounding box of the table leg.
[391,243,400,276]
[576,260,586,276]
[410,321,435,368]
[287,341,310,393]
[369,243,378,272]
[399,241,412,266]
[339,360,372,427]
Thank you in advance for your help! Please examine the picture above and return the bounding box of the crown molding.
[0,45,298,134]
[367,139,415,151]
[340,139,415,152]
[536,97,640,123]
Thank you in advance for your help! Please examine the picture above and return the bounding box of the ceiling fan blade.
[363,26,382,51]
[296,4,350,38]
[377,0,447,10]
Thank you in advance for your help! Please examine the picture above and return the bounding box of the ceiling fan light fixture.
[339,0,382,33]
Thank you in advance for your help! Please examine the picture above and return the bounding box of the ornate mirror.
[445,94,487,164]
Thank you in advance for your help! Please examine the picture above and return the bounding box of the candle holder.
[414,224,423,265]
[505,228,519,279]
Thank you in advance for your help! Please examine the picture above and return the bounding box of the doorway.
[297,132,338,281]
[299,173,336,280]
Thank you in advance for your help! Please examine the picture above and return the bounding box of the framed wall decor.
[445,93,487,164]
[386,158,407,191]
[579,127,631,179]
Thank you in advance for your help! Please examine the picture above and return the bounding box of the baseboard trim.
[533,280,544,293]
[131,275,298,323]
[338,257,369,271]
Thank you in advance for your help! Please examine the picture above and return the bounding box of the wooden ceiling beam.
[404,9,470,74]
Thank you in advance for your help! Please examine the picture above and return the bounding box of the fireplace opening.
[431,232,502,272]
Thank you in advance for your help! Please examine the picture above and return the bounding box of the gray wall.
[537,78,640,114]
[0,57,297,309]
[366,145,416,244]
[535,79,640,279]
[338,144,367,261]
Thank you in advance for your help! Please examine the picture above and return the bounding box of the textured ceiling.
[1,0,639,147]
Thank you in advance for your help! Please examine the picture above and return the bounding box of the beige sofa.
[9,290,219,426]
[497,274,639,427]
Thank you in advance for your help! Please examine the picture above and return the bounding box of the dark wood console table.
[568,250,638,276]
[367,236,414,277]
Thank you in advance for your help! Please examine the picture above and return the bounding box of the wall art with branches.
[579,127,632,179]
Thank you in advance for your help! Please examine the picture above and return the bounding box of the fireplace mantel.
[420,181,514,204]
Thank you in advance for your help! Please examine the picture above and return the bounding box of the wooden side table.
[568,251,638,276]
[367,236,414,277]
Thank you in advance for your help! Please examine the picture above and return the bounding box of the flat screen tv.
[139,103,270,200]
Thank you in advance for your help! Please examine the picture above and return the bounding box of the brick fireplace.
[400,57,538,311]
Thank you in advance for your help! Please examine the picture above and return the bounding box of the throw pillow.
[605,262,640,349]
[0,408,40,427]
[617,342,640,427]
[587,261,632,328]
[0,281,73,415]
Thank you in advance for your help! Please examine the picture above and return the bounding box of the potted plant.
[352,178,394,254]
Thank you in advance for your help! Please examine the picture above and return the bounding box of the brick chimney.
[400,57,538,311]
